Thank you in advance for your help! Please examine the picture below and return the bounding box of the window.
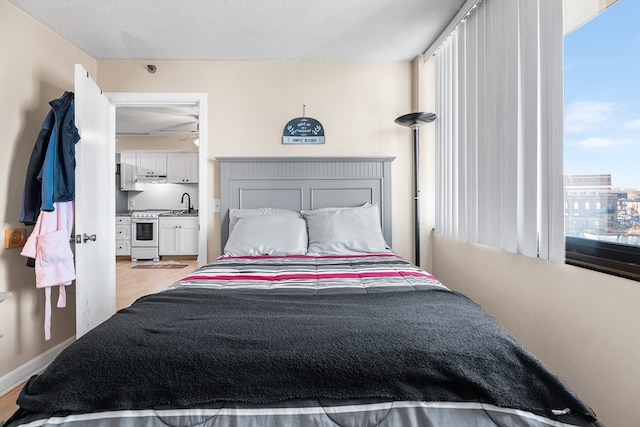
[433,0,565,263]
[564,0,640,280]
[431,0,637,278]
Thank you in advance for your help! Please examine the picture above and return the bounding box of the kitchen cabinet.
[119,152,143,191]
[115,216,131,256]
[136,152,167,176]
[167,152,199,183]
[159,216,198,256]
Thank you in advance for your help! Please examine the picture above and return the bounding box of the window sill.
[566,237,640,282]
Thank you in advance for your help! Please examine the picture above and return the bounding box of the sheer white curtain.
[433,0,565,262]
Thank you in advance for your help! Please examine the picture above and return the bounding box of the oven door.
[131,219,158,247]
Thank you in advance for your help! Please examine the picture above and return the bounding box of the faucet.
[181,192,192,213]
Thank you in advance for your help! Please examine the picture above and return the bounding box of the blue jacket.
[20,91,80,225]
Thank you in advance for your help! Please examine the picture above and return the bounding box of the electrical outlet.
[4,228,26,249]
[213,199,221,212]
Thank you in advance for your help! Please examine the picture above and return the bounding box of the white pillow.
[302,204,389,255]
[224,215,308,256]
[228,207,302,236]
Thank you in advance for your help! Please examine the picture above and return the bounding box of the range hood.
[136,174,167,184]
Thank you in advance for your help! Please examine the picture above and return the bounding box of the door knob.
[83,233,97,243]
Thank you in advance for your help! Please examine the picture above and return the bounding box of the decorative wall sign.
[282,116,325,144]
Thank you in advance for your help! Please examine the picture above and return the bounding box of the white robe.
[21,201,75,340]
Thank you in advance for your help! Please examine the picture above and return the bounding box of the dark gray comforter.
[17,283,597,425]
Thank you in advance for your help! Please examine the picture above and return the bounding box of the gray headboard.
[217,157,395,251]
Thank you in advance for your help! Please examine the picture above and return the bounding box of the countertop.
[160,210,199,217]
[116,210,199,217]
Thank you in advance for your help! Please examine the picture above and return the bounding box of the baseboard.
[0,336,75,396]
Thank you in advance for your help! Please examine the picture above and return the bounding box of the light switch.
[213,199,220,212]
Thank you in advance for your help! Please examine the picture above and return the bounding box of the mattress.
[4,254,600,427]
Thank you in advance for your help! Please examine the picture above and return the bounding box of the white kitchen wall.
[126,183,199,211]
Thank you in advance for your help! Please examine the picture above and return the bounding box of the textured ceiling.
[10,0,464,61]
[10,0,465,134]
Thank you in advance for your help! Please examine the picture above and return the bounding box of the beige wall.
[0,1,97,387]
[416,56,437,272]
[96,60,417,265]
[432,234,640,426]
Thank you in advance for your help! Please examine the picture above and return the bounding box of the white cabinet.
[118,151,197,187]
[167,152,199,183]
[159,216,198,256]
[119,152,143,191]
[115,216,131,256]
[136,152,167,176]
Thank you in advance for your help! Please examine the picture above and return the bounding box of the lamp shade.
[394,112,437,129]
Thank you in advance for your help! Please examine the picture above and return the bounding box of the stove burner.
[131,210,170,219]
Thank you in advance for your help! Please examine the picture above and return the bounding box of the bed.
[4,158,600,427]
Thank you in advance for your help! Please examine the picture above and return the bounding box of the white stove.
[130,210,170,261]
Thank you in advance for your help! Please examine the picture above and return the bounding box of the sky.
[564,0,640,190]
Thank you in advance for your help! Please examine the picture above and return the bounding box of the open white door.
[74,65,116,338]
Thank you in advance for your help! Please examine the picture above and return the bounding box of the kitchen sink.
[164,210,199,217]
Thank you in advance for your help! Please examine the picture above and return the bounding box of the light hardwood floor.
[115,258,199,310]
[0,258,200,423]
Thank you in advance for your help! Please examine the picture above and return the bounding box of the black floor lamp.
[394,112,437,267]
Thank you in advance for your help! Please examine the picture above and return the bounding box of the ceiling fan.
[176,123,200,145]
[116,106,199,137]
[158,116,199,145]
[159,121,198,134]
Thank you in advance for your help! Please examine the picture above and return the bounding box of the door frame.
[106,92,208,266]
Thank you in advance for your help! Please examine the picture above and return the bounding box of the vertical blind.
[433,0,565,262]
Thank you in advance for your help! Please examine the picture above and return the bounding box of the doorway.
[107,93,208,302]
